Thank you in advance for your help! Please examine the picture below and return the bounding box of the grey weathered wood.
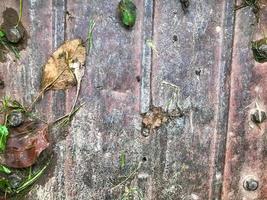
[0,0,266,200]
[151,0,234,199]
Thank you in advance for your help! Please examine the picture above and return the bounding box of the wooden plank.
[2,0,267,200]
[222,3,267,200]
[24,0,145,199]
[151,0,234,199]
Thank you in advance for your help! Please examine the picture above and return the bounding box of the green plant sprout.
[146,39,159,56]
[87,19,95,55]
[120,186,144,200]
[111,162,142,192]
[119,152,126,169]
[0,165,11,174]
[0,125,9,152]
[15,0,23,27]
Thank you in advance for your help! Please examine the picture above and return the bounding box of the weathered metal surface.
[0,0,266,200]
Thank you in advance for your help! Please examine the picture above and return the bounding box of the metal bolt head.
[141,128,150,137]
[251,110,266,124]
[6,26,23,43]
[243,178,259,191]
[7,110,24,127]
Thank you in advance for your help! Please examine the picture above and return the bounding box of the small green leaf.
[118,0,137,28]
[252,38,267,63]
[0,164,11,174]
[0,179,12,193]
[0,30,5,38]
[0,125,9,152]
[119,152,126,169]
[87,19,95,55]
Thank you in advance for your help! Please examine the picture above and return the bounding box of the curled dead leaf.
[142,107,168,130]
[41,39,86,90]
[4,121,49,168]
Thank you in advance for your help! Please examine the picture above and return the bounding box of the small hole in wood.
[136,76,141,82]
[195,69,201,76]
[142,157,147,162]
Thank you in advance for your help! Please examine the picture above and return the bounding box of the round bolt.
[243,178,259,191]
[141,128,150,137]
[7,110,24,127]
[6,26,23,43]
[251,110,266,124]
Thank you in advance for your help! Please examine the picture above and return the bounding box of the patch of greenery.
[0,96,27,125]
[118,0,137,28]
[0,30,20,59]
[15,163,48,194]
[0,179,12,194]
[0,96,26,114]
[252,38,267,63]
[0,125,9,152]
[0,160,49,197]
[0,165,11,175]
[87,19,95,54]
[119,152,126,169]
[15,0,23,28]
[120,186,144,200]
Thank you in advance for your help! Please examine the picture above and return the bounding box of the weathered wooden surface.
[0,0,266,200]
[222,1,267,200]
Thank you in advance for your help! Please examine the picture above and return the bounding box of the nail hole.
[136,76,141,82]
[142,157,147,162]
[173,35,178,42]
[0,80,4,89]
[195,69,201,76]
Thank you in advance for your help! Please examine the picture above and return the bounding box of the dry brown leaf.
[4,121,49,168]
[142,107,168,130]
[41,39,86,90]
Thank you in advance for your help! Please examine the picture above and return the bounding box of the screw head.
[7,110,24,127]
[6,27,23,43]
[141,128,150,137]
[251,110,267,124]
[243,178,259,191]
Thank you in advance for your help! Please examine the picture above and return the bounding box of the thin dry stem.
[28,68,67,111]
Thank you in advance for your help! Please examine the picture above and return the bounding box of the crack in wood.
[51,0,67,119]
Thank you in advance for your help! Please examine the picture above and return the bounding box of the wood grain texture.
[0,0,266,200]
[222,3,267,200]
[151,0,234,199]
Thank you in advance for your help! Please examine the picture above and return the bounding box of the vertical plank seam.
[51,0,67,199]
[51,0,67,119]
[52,0,66,49]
